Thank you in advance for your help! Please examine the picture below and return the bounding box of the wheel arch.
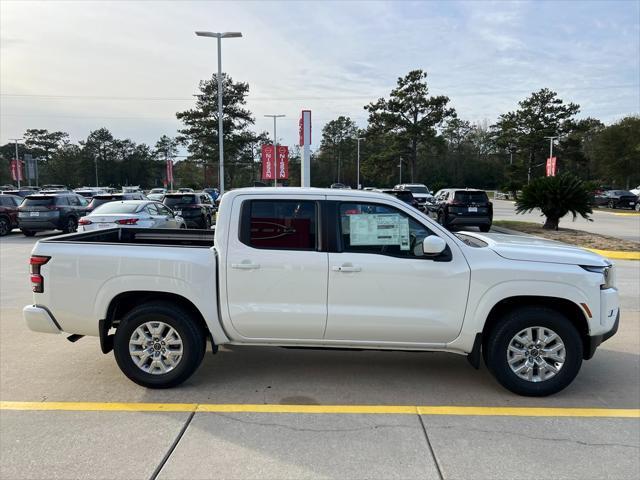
[101,291,214,354]
[481,295,592,360]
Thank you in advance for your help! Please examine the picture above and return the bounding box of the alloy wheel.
[507,326,566,382]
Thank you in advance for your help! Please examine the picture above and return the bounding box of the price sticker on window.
[348,214,410,250]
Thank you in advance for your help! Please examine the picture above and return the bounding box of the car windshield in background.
[454,191,488,203]
[405,186,429,194]
[22,197,55,207]
[91,202,141,214]
[164,195,196,207]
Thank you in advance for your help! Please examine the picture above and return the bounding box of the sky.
[1,0,639,151]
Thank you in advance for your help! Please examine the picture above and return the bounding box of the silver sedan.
[78,200,185,231]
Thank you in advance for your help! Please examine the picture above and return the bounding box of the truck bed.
[42,227,215,247]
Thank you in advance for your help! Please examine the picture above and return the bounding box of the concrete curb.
[490,226,639,261]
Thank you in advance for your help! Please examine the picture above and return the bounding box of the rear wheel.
[63,217,77,233]
[479,224,491,232]
[0,217,10,236]
[202,215,211,230]
[113,302,206,388]
[21,229,36,237]
[485,306,583,396]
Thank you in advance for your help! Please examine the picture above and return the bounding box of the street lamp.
[356,137,364,189]
[264,114,285,187]
[195,30,242,196]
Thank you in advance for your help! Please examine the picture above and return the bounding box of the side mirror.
[422,235,447,255]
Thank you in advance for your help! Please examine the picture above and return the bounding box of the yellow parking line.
[585,248,640,260]
[1,401,638,418]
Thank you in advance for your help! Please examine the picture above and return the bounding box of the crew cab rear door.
[225,195,328,340]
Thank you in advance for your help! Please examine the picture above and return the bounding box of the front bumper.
[585,311,619,359]
[584,287,620,359]
[23,305,62,334]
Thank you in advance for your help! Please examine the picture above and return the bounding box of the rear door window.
[240,200,317,250]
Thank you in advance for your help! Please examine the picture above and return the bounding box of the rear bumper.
[23,305,62,334]
[18,219,62,231]
[448,216,492,226]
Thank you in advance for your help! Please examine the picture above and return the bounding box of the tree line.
[1,69,638,191]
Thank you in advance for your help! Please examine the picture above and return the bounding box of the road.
[1,232,639,479]
[492,199,640,242]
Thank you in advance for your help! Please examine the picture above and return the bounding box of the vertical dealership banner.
[546,157,557,176]
[261,145,275,180]
[166,159,174,183]
[276,146,289,179]
[10,159,23,182]
[299,110,311,187]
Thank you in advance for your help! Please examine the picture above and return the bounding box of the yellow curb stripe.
[1,401,638,418]
[585,248,640,260]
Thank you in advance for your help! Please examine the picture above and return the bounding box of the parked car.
[394,183,434,210]
[148,188,168,195]
[598,190,638,209]
[17,193,89,236]
[78,200,185,231]
[427,188,493,232]
[147,193,165,202]
[74,188,106,198]
[86,192,146,213]
[378,189,420,210]
[2,188,39,197]
[177,188,195,193]
[163,192,215,229]
[203,188,219,201]
[330,183,350,189]
[23,187,619,396]
[41,184,67,191]
[0,194,22,236]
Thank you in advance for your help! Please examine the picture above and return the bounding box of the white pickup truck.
[23,188,619,396]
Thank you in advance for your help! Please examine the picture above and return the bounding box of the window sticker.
[348,214,410,250]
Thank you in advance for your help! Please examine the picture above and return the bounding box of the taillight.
[30,255,50,293]
[78,218,92,225]
[116,218,139,225]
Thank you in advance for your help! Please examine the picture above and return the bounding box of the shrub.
[516,174,592,230]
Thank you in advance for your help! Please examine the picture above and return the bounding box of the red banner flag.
[546,157,557,177]
[166,160,174,183]
[261,145,275,180]
[10,159,23,182]
[276,146,289,179]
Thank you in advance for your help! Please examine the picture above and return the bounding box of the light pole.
[544,136,558,159]
[356,137,364,189]
[398,157,403,184]
[9,138,22,188]
[195,31,242,197]
[264,114,285,187]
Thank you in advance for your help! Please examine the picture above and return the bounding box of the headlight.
[581,264,615,289]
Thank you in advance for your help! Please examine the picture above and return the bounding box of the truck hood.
[459,232,609,266]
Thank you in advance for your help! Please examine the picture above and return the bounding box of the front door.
[325,201,470,345]
[225,197,328,340]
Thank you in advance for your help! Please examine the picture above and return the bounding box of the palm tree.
[516,174,592,230]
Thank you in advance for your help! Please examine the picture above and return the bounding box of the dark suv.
[378,189,421,210]
[0,194,22,236]
[163,193,215,229]
[17,194,89,236]
[86,193,146,213]
[427,188,493,232]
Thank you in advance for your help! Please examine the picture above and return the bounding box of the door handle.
[332,265,362,272]
[231,262,260,270]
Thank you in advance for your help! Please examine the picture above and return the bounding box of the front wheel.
[113,302,206,388]
[21,229,36,237]
[608,200,615,209]
[485,306,583,396]
[479,224,491,232]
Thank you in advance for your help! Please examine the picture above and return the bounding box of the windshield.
[405,186,429,194]
[164,195,196,207]
[454,191,488,203]
[91,202,142,214]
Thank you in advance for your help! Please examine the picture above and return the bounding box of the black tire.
[608,200,615,209]
[0,216,10,236]
[479,224,491,232]
[63,216,77,234]
[113,302,206,388]
[438,211,448,228]
[485,306,583,396]
[201,215,211,230]
[21,229,36,237]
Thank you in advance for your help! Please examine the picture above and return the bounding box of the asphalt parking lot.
[1,231,639,480]
[492,199,640,242]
